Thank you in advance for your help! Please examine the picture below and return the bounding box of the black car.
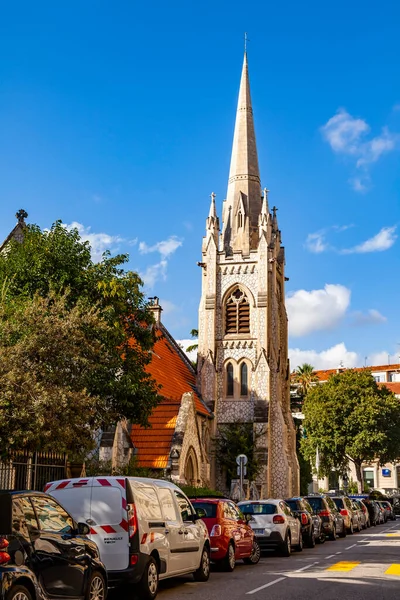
[285,497,317,548]
[0,491,107,600]
[304,494,346,540]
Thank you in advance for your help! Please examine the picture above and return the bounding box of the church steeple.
[222,52,262,255]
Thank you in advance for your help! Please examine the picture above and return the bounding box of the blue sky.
[1,0,399,369]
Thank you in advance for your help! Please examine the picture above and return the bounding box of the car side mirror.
[77,522,90,536]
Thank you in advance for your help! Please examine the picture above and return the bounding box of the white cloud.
[65,221,124,262]
[139,235,183,288]
[305,231,328,253]
[342,225,397,254]
[367,351,400,366]
[286,284,351,337]
[159,299,178,315]
[351,309,387,326]
[289,343,359,370]
[320,109,398,191]
[139,236,183,259]
[177,339,198,363]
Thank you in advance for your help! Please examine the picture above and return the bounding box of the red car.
[191,498,260,571]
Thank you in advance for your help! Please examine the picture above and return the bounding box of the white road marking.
[294,562,319,572]
[335,552,342,555]
[325,554,336,559]
[246,577,286,594]
[345,544,357,550]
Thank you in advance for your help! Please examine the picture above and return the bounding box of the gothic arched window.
[225,288,250,335]
[238,211,243,228]
[226,362,234,396]
[240,363,248,397]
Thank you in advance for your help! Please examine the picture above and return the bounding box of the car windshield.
[240,503,277,515]
[305,497,324,512]
[333,498,344,509]
[191,502,217,518]
[285,500,299,511]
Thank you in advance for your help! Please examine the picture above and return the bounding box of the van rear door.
[90,479,129,571]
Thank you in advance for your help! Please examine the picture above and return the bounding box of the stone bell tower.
[197,52,299,498]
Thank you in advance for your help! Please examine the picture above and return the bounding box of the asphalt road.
[155,520,400,600]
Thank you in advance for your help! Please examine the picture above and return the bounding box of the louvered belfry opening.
[225,287,250,335]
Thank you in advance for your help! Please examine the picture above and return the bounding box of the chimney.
[148,296,163,324]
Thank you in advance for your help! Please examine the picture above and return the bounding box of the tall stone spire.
[222,52,262,255]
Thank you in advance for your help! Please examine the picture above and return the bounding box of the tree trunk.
[354,460,364,493]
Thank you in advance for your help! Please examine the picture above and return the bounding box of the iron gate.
[0,450,67,491]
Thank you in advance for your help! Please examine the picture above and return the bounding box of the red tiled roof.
[379,382,400,395]
[131,324,211,469]
[314,364,400,382]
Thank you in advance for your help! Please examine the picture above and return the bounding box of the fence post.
[32,452,38,490]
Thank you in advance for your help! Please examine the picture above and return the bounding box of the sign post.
[236,454,248,502]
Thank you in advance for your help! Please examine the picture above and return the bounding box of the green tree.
[186,328,198,354]
[293,363,318,398]
[0,222,161,453]
[301,369,400,492]
[214,421,264,488]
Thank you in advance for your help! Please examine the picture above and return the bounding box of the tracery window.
[225,288,250,334]
[240,363,248,397]
[226,362,234,396]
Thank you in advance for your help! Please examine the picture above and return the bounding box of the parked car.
[352,499,370,528]
[45,476,210,600]
[376,501,389,523]
[351,499,367,530]
[238,499,302,556]
[285,497,317,548]
[190,498,260,571]
[379,500,396,521]
[331,496,360,534]
[375,501,386,524]
[304,494,346,540]
[0,490,107,600]
[362,498,379,526]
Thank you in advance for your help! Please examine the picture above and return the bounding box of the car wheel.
[243,540,261,565]
[280,532,291,557]
[139,557,159,600]
[194,546,210,581]
[222,542,236,572]
[86,572,106,600]
[7,586,33,600]
[329,526,336,541]
[307,528,316,548]
[348,522,354,535]
[295,531,303,552]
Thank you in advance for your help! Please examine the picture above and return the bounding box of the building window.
[373,376,381,383]
[240,363,248,396]
[363,469,374,489]
[388,372,397,382]
[227,362,234,396]
[225,288,250,335]
[238,211,243,228]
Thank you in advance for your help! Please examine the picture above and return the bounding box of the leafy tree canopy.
[0,222,161,454]
[214,421,264,487]
[301,369,400,491]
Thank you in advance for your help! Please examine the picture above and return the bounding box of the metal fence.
[0,450,67,491]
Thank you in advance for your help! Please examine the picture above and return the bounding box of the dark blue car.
[0,491,107,600]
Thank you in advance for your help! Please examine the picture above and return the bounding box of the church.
[1,52,300,498]
[196,52,299,498]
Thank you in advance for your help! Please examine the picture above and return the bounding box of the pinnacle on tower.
[222,52,262,255]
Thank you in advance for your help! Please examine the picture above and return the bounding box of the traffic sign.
[236,454,248,466]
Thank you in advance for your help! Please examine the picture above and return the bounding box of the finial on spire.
[208,192,217,219]
[16,209,28,224]
[244,32,248,53]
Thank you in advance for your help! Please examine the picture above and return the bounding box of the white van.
[44,476,210,599]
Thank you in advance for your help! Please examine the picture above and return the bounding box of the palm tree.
[186,328,198,354]
[293,363,318,398]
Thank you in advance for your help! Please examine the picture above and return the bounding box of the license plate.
[254,528,265,534]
